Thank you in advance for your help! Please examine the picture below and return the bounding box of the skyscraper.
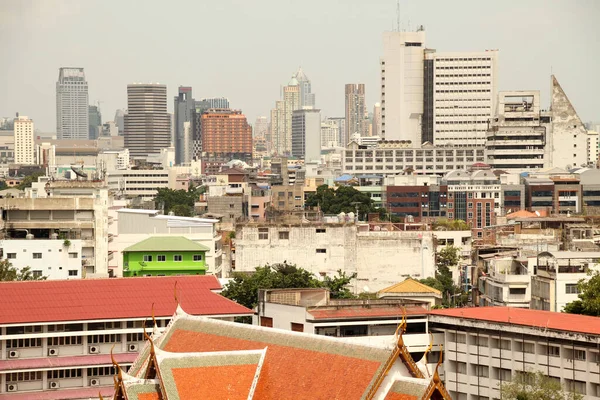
[114,109,126,135]
[294,68,315,108]
[201,109,253,163]
[200,97,230,109]
[174,86,195,164]
[191,100,212,160]
[88,105,102,140]
[292,108,321,161]
[269,101,285,155]
[380,29,426,143]
[56,67,89,140]
[254,116,268,138]
[372,103,382,137]
[282,78,301,155]
[124,84,170,158]
[345,84,368,144]
[14,115,34,165]
[424,50,498,146]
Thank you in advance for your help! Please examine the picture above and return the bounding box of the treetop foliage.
[564,270,600,316]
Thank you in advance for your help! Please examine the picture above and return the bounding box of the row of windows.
[142,254,203,262]
[346,149,484,157]
[436,89,492,93]
[6,252,79,259]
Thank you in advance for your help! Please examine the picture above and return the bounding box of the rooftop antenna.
[396,0,400,32]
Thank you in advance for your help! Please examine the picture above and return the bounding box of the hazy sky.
[1,0,598,132]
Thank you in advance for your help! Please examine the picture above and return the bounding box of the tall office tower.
[269,101,284,155]
[114,109,126,135]
[56,67,89,140]
[200,97,230,109]
[201,109,253,163]
[174,86,195,164]
[88,105,102,140]
[13,115,34,165]
[423,50,498,147]
[372,103,382,137]
[294,67,315,108]
[254,116,268,138]
[345,84,368,144]
[321,119,340,148]
[380,28,426,144]
[124,84,170,158]
[282,78,301,154]
[190,100,212,160]
[292,108,321,161]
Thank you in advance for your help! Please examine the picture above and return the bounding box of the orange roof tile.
[172,365,256,399]
[138,394,161,400]
[378,278,442,296]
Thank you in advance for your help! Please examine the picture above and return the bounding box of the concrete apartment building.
[105,168,176,199]
[343,140,486,176]
[235,222,436,292]
[0,180,109,278]
[111,208,222,276]
[530,251,600,312]
[13,115,34,165]
[344,84,368,143]
[430,307,600,400]
[424,50,498,147]
[0,276,251,399]
[124,83,171,158]
[201,109,253,163]
[381,29,426,143]
[291,108,321,162]
[56,67,89,140]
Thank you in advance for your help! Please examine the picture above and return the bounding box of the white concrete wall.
[236,225,436,292]
[254,303,313,333]
[2,240,83,280]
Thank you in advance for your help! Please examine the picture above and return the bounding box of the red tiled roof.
[0,353,137,372]
[307,306,427,320]
[429,307,600,336]
[0,386,114,399]
[0,276,252,325]
[163,328,387,399]
[172,364,257,399]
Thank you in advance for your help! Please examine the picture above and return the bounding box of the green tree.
[420,246,463,307]
[0,180,7,190]
[16,172,44,190]
[432,218,470,231]
[500,370,583,400]
[564,270,600,316]
[0,259,47,281]
[322,269,357,299]
[153,188,197,216]
[169,204,194,217]
[305,185,375,220]
[222,263,321,310]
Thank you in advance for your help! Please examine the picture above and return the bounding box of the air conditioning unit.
[89,345,100,354]
[128,344,139,352]
[8,350,19,359]
[48,348,59,356]
[7,384,17,392]
[90,378,100,386]
[49,381,59,389]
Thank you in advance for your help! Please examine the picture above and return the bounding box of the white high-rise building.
[380,29,426,144]
[321,119,340,149]
[294,67,315,108]
[291,108,321,162]
[14,115,34,165]
[56,67,89,140]
[425,51,499,147]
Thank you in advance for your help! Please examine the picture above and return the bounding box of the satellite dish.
[535,211,540,216]
[363,286,370,292]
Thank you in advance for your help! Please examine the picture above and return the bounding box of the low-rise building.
[377,278,443,307]
[479,253,533,308]
[111,209,222,276]
[0,276,252,399]
[429,307,600,400]
[122,236,209,277]
[235,222,436,292]
[530,251,600,312]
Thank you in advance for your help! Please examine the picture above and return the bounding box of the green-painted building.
[122,236,209,277]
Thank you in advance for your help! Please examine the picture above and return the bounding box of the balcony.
[226,186,244,195]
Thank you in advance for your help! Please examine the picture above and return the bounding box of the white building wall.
[2,240,83,280]
[587,131,599,166]
[235,225,436,292]
[431,51,498,147]
[381,30,425,144]
[13,116,35,165]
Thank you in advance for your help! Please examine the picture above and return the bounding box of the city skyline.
[0,0,599,133]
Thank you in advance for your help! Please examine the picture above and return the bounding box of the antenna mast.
[396,0,400,31]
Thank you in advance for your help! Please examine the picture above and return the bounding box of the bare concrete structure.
[235,222,436,292]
